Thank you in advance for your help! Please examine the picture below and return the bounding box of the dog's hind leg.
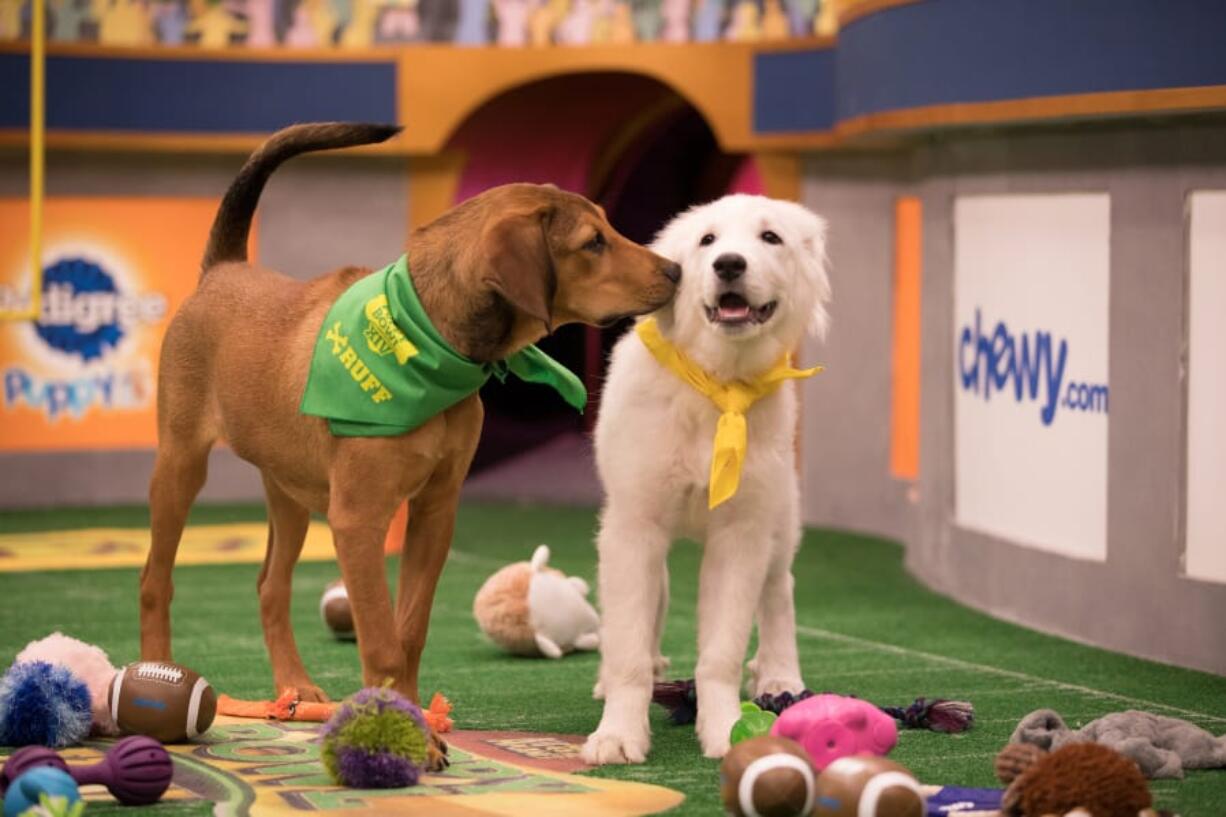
[257,476,326,702]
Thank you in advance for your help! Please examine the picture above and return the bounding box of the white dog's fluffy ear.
[648,211,695,332]
[782,202,832,340]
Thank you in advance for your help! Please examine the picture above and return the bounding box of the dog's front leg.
[582,506,670,765]
[392,397,482,703]
[695,513,772,759]
[747,544,805,699]
[328,449,412,692]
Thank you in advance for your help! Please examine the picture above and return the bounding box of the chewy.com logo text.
[958,308,1108,426]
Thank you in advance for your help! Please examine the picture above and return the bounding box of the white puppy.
[582,195,831,764]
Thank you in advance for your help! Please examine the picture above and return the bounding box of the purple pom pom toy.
[320,687,430,789]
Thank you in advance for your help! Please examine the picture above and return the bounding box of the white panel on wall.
[1186,192,1226,584]
[953,194,1110,561]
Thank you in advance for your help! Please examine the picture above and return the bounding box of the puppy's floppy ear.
[785,203,832,340]
[647,211,693,331]
[481,206,556,332]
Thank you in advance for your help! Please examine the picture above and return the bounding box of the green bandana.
[300,255,586,437]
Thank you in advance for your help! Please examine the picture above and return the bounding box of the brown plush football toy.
[720,735,817,817]
[108,661,216,743]
[812,755,925,817]
[997,741,1153,817]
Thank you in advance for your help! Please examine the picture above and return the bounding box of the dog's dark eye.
[699,233,716,247]
[585,232,606,253]
[761,230,782,245]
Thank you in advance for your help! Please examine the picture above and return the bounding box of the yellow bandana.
[635,317,823,509]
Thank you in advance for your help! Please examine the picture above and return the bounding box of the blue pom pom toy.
[2,768,81,817]
[0,662,91,748]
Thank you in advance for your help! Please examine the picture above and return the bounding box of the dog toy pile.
[473,545,600,658]
[1010,707,1226,780]
[0,663,91,750]
[652,680,974,735]
[2,634,216,747]
[1,736,173,806]
[320,686,431,788]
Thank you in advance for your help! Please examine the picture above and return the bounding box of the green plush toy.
[730,701,778,745]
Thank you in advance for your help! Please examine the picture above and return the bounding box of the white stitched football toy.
[811,755,925,817]
[108,662,216,743]
[720,735,817,817]
[320,579,356,640]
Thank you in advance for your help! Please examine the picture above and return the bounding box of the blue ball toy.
[0,662,91,748]
[3,768,80,817]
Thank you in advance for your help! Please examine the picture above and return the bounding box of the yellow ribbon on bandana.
[635,317,823,510]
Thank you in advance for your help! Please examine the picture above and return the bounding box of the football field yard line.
[796,624,1226,724]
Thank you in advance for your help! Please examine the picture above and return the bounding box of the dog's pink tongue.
[717,294,750,321]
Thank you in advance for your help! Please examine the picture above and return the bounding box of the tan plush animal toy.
[472,545,600,658]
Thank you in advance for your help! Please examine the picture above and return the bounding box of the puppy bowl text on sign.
[958,308,1108,426]
[0,196,218,451]
[3,255,165,422]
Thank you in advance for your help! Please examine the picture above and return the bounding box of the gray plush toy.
[1011,708,1226,779]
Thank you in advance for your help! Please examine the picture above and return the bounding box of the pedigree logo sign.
[953,194,1110,561]
[0,198,228,451]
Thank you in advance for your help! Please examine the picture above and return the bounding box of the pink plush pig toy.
[770,693,898,770]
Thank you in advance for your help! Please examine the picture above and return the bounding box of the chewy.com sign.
[953,194,1110,561]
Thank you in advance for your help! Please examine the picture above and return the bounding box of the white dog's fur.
[582,195,832,764]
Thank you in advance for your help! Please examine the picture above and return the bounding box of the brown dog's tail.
[201,122,403,274]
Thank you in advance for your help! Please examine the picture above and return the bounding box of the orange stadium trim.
[889,196,922,481]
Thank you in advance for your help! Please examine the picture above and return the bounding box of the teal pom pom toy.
[319,687,430,788]
[3,768,82,817]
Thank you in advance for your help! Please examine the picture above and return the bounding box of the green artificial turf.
[3,502,1226,816]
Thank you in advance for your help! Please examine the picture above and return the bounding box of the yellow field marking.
[0,522,336,572]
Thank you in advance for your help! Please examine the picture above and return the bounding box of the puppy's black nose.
[662,262,682,284]
[713,253,746,281]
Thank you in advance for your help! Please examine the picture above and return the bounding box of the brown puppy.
[139,123,679,721]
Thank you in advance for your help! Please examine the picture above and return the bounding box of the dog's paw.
[698,728,732,759]
[297,684,331,704]
[696,698,740,759]
[425,729,450,772]
[277,681,330,704]
[582,727,650,765]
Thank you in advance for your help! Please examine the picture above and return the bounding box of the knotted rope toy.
[651,679,974,733]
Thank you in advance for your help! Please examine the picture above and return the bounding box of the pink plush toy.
[16,633,120,736]
[769,693,897,771]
